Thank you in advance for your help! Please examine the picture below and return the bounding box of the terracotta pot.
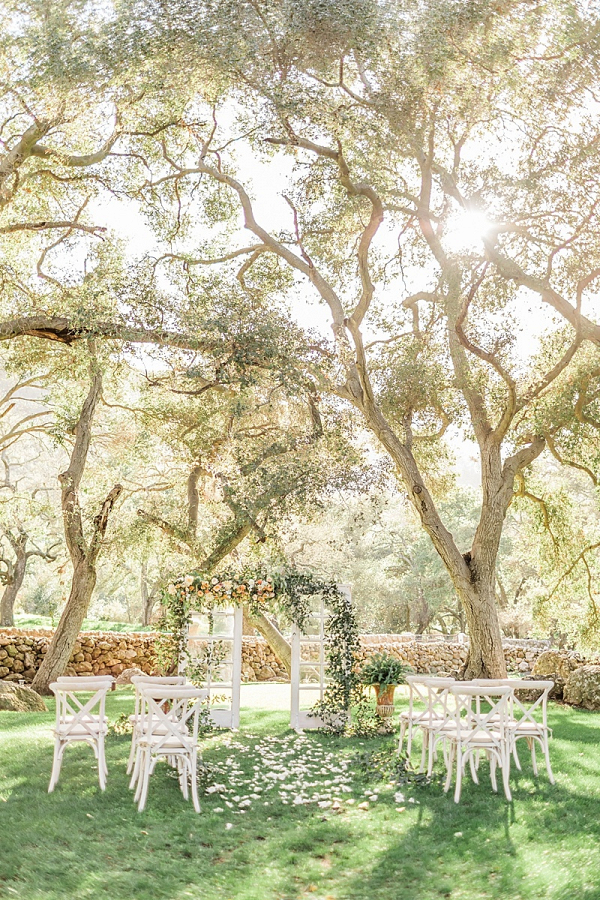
[374,683,396,718]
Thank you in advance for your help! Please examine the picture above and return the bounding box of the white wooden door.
[186,605,243,729]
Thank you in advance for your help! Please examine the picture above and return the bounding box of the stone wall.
[0,627,556,683]
[0,628,158,682]
[355,635,547,677]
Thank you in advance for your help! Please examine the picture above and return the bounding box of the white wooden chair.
[416,677,457,776]
[399,675,454,759]
[48,678,113,792]
[505,679,555,783]
[439,684,513,803]
[132,685,208,813]
[126,675,185,776]
[399,675,455,773]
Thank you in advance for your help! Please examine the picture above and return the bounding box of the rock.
[532,650,585,699]
[564,665,600,710]
[0,681,47,712]
[257,665,276,681]
[115,666,145,685]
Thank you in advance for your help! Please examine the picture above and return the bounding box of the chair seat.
[400,710,443,723]
[508,721,548,734]
[54,722,108,738]
[139,734,196,752]
[65,714,101,723]
[444,726,507,746]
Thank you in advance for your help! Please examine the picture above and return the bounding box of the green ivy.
[157,567,363,731]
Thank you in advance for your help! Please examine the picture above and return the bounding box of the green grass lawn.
[1,693,600,900]
[11,614,155,633]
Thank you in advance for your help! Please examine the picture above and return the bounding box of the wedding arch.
[157,572,359,731]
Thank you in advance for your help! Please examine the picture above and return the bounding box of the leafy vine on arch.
[156,569,362,724]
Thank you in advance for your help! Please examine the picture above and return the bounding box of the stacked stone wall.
[0,627,561,683]
[0,628,158,682]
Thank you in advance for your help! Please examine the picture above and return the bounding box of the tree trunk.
[32,561,96,693]
[244,605,291,676]
[31,362,122,694]
[459,578,507,679]
[0,546,26,627]
[140,560,154,626]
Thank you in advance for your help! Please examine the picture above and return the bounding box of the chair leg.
[97,738,107,791]
[512,739,522,771]
[126,732,138,775]
[530,739,538,777]
[454,747,463,803]
[426,731,436,777]
[541,736,555,785]
[137,753,152,812]
[406,723,413,759]
[130,744,143,791]
[48,738,63,793]
[444,743,455,793]
[469,751,479,785]
[418,730,427,773]
[190,753,201,814]
[502,747,512,802]
[490,754,498,793]
[134,750,146,804]
[180,759,189,800]
[398,720,407,754]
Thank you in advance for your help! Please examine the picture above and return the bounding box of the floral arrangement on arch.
[166,572,277,611]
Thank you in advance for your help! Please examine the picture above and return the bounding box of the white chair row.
[48,674,208,813]
[128,679,208,813]
[398,675,555,802]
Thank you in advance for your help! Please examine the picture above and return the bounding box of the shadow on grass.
[1,700,600,900]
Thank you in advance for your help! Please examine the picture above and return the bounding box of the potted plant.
[358,653,412,724]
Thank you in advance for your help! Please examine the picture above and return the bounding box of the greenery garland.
[157,568,363,730]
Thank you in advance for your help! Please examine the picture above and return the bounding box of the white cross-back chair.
[398,675,454,767]
[439,685,513,803]
[416,678,457,776]
[132,685,208,813]
[126,675,186,775]
[48,678,113,792]
[399,675,455,770]
[506,679,555,783]
[471,678,555,782]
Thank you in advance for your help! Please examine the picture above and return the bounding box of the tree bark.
[140,561,159,626]
[32,365,122,694]
[244,606,291,676]
[0,543,26,626]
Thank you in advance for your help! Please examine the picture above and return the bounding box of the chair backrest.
[449,684,512,743]
[57,675,115,685]
[137,685,208,751]
[131,675,186,684]
[49,680,113,737]
[422,677,456,718]
[404,676,433,717]
[505,679,553,730]
[405,675,455,720]
[130,675,186,720]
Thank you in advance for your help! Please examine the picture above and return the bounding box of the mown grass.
[1,692,600,900]
[11,614,154,633]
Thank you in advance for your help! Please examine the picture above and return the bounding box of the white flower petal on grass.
[225,823,233,830]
